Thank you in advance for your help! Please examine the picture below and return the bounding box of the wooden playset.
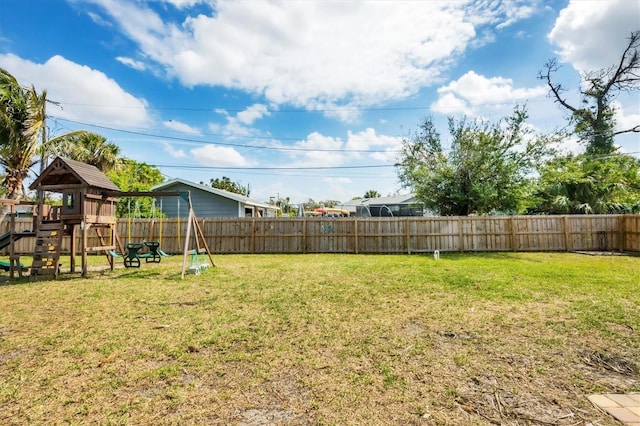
[1,156,213,280]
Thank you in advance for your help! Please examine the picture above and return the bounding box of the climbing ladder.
[30,221,65,281]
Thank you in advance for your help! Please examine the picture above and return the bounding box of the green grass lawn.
[0,252,638,425]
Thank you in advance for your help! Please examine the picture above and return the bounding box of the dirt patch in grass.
[0,253,638,424]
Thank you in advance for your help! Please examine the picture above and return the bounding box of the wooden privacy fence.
[3,215,639,255]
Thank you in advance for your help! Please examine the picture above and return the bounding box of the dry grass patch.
[0,252,638,425]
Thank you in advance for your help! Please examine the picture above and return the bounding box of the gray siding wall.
[154,183,240,218]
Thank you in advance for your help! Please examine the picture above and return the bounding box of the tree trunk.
[0,186,24,225]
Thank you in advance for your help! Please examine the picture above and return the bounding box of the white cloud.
[84,0,539,118]
[236,104,270,125]
[431,71,547,115]
[344,128,402,163]
[548,0,640,72]
[222,120,255,138]
[190,145,254,167]
[495,2,536,29]
[464,0,538,28]
[290,132,347,168]
[0,53,150,126]
[210,104,271,137]
[431,93,474,116]
[86,11,111,27]
[611,101,640,136]
[287,128,401,168]
[207,122,221,134]
[161,141,186,158]
[160,0,206,9]
[163,120,202,135]
[116,56,147,71]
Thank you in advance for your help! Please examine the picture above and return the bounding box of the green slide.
[0,231,33,272]
[0,231,12,251]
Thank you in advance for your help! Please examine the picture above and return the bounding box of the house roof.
[152,178,275,210]
[342,195,420,208]
[364,195,419,206]
[29,156,120,192]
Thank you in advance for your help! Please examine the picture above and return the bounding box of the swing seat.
[124,243,143,268]
[197,249,210,271]
[188,250,202,274]
[140,241,162,263]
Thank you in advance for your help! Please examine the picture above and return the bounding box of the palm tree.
[0,68,83,221]
[0,68,46,201]
[52,132,122,173]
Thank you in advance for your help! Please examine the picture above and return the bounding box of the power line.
[51,116,403,153]
[159,168,396,179]
[54,102,431,113]
[52,96,556,114]
[50,117,639,163]
[153,164,394,171]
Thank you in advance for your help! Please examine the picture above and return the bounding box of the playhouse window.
[64,193,75,210]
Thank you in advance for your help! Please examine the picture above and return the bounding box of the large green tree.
[108,159,164,218]
[540,31,639,156]
[530,154,640,214]
[52,132,121,173]
[207,176,249,196]
[397,107,555,216]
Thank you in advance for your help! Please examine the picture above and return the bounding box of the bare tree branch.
[540,59,581,114]
[614,124,640,135]
[539,31,640,155]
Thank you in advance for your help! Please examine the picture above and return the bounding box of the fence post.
[201,219,207,252]
[619,215,626,252]
[458,217,464,252]
[302,218,307,254]
[251,219,256,254]
[354,218,358,254]
[563,215,571,251]
[405,218,411,254]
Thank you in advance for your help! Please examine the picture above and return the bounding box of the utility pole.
[37,99,47,203]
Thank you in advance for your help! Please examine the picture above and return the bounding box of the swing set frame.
[104,190,215,279]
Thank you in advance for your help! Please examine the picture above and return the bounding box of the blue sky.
[1,0,638,205]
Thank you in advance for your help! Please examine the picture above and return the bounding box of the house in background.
[152,178,278,218]
[341,195,427,217]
